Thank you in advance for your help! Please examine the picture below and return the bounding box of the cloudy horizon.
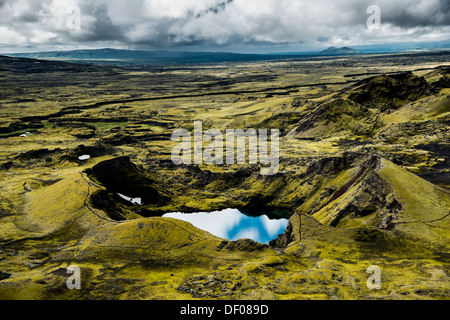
[0,0,449,54]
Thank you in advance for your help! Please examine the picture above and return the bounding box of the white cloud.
[0,26,27,44]
[0,0,449,51]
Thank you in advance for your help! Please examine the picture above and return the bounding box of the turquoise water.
[163,208,289,244]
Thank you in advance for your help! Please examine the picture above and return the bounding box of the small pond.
[163,208,289,244]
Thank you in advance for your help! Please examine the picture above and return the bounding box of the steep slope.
[376,157,450,244]
[344,72,435,110]
[86,156,170,206]
[289,69,446,142]
[288,99,374,139]
[271,154,450,248]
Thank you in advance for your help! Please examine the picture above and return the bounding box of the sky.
[0,0,449,53]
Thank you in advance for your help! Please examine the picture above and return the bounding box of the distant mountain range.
[4,47,361,66]
[4,42,450,66]
[319,47,360,55]
[7,48,268,63]
[5,49,292,65]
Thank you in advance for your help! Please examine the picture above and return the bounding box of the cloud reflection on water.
[163,208,289,244]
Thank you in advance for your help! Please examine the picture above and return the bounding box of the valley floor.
[0,52,449,300]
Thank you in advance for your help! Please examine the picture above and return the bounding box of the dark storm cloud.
[15,12,40,23]
[74,3,125,41]
[381,0,450,28]
[196,0,234,17]
[9,1,45,24]
[0,0,449,50]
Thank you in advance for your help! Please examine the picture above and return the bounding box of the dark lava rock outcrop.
[290,99,374,139]
[346,72,435,110]
[86,156,170,205]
